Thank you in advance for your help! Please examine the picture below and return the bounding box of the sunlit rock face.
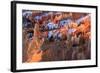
[22,10,91,63]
